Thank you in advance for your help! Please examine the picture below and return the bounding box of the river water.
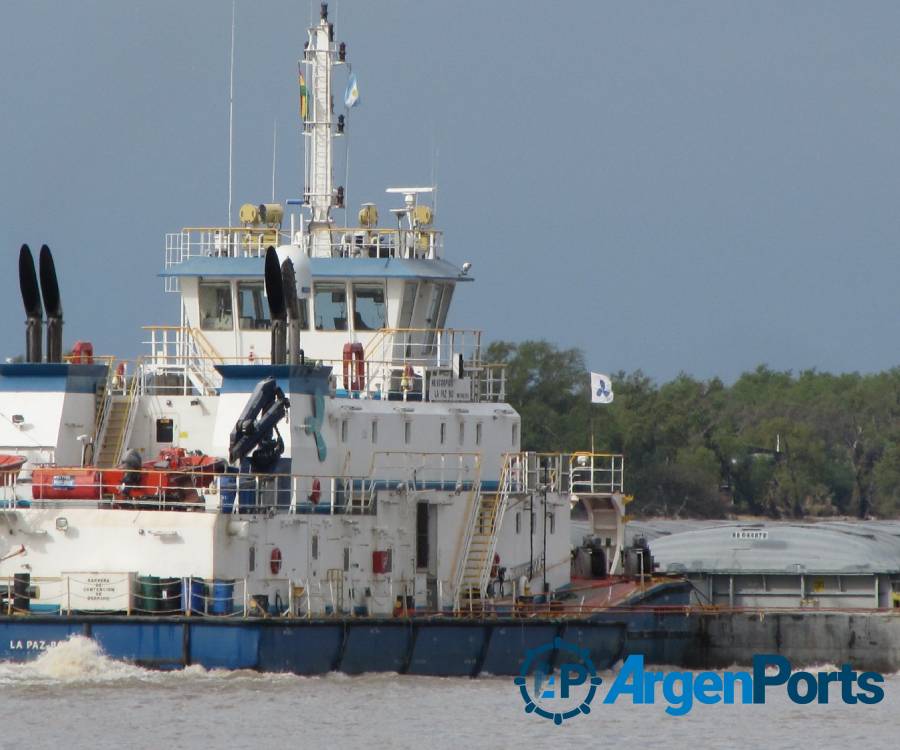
[1,637,894,750]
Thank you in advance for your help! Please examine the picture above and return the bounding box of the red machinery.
[69,341,94,364]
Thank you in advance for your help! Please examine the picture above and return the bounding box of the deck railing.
[500,452,625,496]
[164,225,444,291]
[138,325,507,403]
[12,450,485,516]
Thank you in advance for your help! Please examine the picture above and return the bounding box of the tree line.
[487,340,900,519]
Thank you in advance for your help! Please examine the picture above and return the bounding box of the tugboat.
[0,4,673,675]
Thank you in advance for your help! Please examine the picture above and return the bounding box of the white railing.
[328,227,443,260]
[367,451,481,493]
[364,328,482,367]
[16,455,480,517]
[143,327,223,396]
[358,327,506,404]
[163,226,443,286]
[138,323,505,403]
[500,452,625,496]
[166,227,286,261]
[1,574,300,618]
[567,452,625,496]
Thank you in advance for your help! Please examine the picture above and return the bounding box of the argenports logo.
[515,638,603,725]
[517,644,885,723]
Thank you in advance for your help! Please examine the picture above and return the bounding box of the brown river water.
[0,637,894,749]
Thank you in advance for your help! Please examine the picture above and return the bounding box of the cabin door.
[416,501,438,609]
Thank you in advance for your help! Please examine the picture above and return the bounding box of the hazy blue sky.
[2,1,899,382]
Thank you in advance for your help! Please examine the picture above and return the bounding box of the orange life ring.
[308,477,321,504]
[342,342,365,391]
[270,547,283,575]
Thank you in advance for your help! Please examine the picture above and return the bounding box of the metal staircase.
[453,454,520,612]
[94,370,139,468]
[95,400,129,467]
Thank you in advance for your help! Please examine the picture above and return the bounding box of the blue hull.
[0,616,629,675]
[593,580,699,666]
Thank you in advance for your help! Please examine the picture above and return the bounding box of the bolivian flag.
[298,64,309,120]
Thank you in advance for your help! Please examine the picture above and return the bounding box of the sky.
[2,1,900,383]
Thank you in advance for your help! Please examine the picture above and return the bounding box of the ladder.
[94,399,131,467]
[94,371,139,468]
[453,457,516,612]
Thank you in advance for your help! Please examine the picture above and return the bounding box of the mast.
[303,2,343,257]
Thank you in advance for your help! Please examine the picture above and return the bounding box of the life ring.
[342,342,365,391]
[308,477,321,504]
[270,547,283,575]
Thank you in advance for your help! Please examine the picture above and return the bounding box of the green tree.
[488,340,900,520]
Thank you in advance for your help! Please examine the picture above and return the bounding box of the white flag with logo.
[591,372,614,404]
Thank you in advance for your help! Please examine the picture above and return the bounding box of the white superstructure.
[0,4,627,618]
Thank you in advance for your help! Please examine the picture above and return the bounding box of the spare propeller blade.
[38,245,62,318]
[264,246,286,320]
[280,259,300,320]
[264,246,287,365]
[18,245,43,363]
[281,259,303,365]
[39,245,64,363]
[18,245,42,318]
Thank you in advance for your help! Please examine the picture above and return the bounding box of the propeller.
[18,245,43,363]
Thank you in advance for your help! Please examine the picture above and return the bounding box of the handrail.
[449,487,483,612]
[189,328,224,364]
[90,360,118,464]
[143,327,223,395]
[165,225,445,265]
[499,451,625,496]
[364,327,483,361]
[9,568,896,618]
[110,359,141,466]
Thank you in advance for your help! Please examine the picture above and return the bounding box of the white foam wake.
[0,635,148,684]
[0,635,301,685]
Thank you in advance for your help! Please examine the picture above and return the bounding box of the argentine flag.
[591,372,614,404]
[344,73,360,108]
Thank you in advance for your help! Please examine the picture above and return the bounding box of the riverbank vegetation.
[488,340,900,519]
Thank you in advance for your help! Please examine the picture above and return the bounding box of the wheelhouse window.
[199,281,233,331]
[352,284,386,331]
[314,283,348,331]
[237,282,271,330]
[398,281,417,329]
[436,284,454,329]
[425,283,445,329]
